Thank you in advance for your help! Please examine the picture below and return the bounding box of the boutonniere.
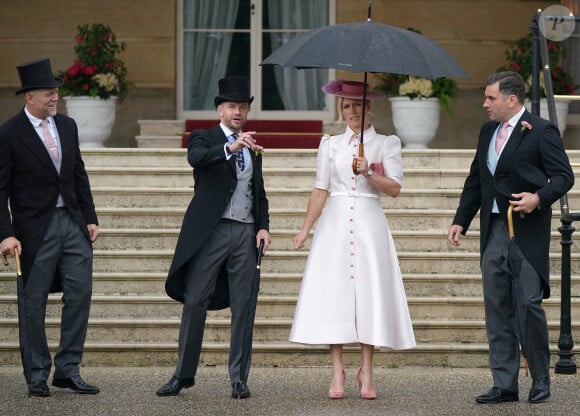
[521,120,532,133]
[254,149,261,157]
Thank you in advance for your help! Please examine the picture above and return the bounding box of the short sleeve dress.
[289,125,416,350]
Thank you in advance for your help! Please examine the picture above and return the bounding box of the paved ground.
[1,365,579,416]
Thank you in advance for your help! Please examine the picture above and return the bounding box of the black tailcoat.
[165,125,269,307]
[0,109,98,291]
[452,110,574,298]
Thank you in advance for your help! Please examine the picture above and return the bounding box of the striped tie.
[231,134,245,171]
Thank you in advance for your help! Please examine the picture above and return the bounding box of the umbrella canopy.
[261,3,469,174]
[261,20,470,80]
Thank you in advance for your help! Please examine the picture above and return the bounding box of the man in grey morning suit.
[0,58,100,397]
[448,72,574,404]
[156,76,271,399]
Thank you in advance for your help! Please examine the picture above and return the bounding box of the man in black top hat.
[157,76,271,399]
[448,71,574,405]
[0,58,100,397]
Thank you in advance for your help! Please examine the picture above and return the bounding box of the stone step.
[137,120,184,136]
[2,146,578,368]
[82,148,187,167]
[61,249,580,275]
[0,340,493,367]
[91,227,570,253]
[0,294,577,321]
[0,317,575,345]
[94,206,568,232]
[91,186,459,209]
[85,166,473,189]
[1,271,579,299]
[94,207,460,230]
[134,135,182,148]
[91,185,580,211]
[81,147,580,170]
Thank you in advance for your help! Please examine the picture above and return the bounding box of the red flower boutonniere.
[521,121,532,133]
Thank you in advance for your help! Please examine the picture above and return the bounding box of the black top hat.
[495,162,548,200]
[15,58,64,95]
[214,76,254,107]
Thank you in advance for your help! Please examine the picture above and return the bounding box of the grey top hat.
[15,58,64,95]
[214,76,254,107]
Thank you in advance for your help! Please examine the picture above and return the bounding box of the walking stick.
[2,251,31,382]
[506,206,529,376]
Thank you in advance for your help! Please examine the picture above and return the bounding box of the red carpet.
[182,120,323,148]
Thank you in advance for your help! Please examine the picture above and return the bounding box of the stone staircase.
[1,147,579,368]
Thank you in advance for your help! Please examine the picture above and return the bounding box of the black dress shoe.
[231,381,251,399]
[156,376,195,396]
[475,387,519,404]
[529,379,551,403]
[28,380,50,397]
[52,375,100,394]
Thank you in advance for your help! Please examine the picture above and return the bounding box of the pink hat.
[321,80,385,100]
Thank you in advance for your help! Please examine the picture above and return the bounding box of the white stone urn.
[64,96,117,147]
[389,96,440,149]
[524,98,570,137]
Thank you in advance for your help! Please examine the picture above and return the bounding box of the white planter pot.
[524,98,570,137]
[64,96,117,148]
[389,97,440,149]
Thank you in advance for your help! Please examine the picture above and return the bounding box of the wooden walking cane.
[1,250,22,275]
[2,250,30,383]
[506,205,529,377]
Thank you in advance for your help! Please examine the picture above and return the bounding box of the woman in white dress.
[290,80,415,400]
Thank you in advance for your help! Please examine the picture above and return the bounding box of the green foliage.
[497,34,576,96]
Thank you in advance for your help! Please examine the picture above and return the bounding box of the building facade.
[0,0,574,148]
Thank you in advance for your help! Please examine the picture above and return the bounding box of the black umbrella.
[2,251,31,383]
[261,17,470,79]
[261,1,469,173]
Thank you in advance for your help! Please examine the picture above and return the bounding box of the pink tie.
[40,119,59,161]
[495,122,509,154]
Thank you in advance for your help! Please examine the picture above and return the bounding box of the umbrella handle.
[507,205,515,240]
[256,239,265,270]
[351,143,365,175]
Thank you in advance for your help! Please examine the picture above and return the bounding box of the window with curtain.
[262,0,328,111]
[181,0,330,114]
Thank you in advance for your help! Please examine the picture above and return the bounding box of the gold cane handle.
[1,251,21,276]
[507,205,515,240]
[14,251,22,277]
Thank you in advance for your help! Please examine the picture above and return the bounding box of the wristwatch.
[365,169,373,178]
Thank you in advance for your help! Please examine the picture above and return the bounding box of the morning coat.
[0,109,98,291]
[452,110,574,298]
[165,125,269,307]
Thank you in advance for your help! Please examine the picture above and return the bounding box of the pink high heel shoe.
[355,367,377,400]
[328,369,346,399]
